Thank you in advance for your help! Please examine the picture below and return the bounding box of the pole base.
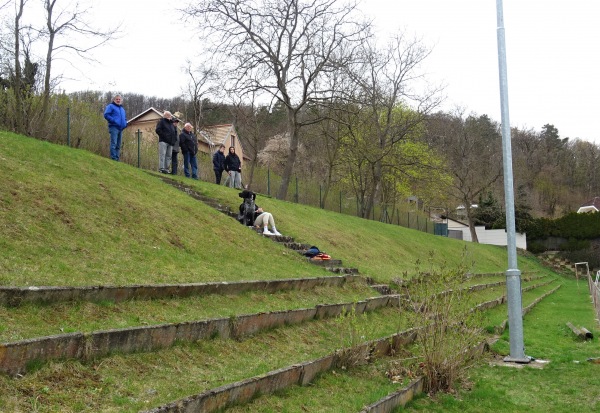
[503,355,532,364]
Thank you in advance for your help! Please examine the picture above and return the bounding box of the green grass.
[0,306,409,412]
[401,276,600,413]
[1,132,598,412]
[0,132,325,286]
[0,283,376,342]
[0,132,540,287]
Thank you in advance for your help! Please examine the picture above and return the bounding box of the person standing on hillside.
[179,122,199,179]
[212,144,226,184]
[155,111,177,174]
[170,117,181,175]
[103,94,128,161]
[224,146,242,189]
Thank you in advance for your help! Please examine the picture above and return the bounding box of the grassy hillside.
[1,132,598,413]
[0,131,539,287]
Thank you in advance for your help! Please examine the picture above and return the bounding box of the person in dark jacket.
[212,144,226,184]
[170,117,181,175]
[155,111,178,173]
[103,94,127,161]
[179,122,199,179]
[224,146,242,189]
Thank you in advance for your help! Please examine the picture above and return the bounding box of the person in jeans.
[170,118,181,175]
[155,111,177,173]
[224,146,242,189]
[103,94,127,161]
[179,122,199,179]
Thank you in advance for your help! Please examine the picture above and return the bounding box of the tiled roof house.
[128,109,247,160]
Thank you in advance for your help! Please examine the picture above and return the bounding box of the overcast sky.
[39,0,600,143]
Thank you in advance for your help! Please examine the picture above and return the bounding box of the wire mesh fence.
[63,119,436,235]
[589,274,600,322]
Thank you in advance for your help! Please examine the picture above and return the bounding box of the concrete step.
[308,258,343,267]
[282,242,312,251]
[326,267,359,275]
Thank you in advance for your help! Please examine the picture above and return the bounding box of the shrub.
[402,249,485,394]
[559,238,590,252]
[559,249,600,271]
[527,240,547,254]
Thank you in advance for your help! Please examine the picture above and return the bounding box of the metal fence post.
[67,107,71,147]
[295,175,298,203]
[137,129,141,168]
[319,184,322,208]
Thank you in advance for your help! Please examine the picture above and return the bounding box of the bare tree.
[12,0,26,133]
[40,0,118,128]
[183,60,219,129]
[184,0,369,199]
[230,96,287,187]
[425,110,503,242]
[341,33,443,218]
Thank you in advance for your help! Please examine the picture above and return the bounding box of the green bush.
[560,249,600,270]
[559,238,590,252]
[528,213,600,249]
[527,240,547,254]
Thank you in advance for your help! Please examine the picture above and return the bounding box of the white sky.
[39,0,600,143]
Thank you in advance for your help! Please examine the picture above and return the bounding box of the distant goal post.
[574,262,589,282]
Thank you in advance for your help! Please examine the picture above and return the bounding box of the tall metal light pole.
[496,0,530,363]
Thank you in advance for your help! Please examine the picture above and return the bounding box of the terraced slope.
[0,132,565,412]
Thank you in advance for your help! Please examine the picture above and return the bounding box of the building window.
[231,135,236,148]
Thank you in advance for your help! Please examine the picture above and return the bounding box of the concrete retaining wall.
[143,278,560,413]
[1,279,555,376]
[144,329,420,413]
[0,275,362,307]
[0,295,395,376]
[359,378,424,413]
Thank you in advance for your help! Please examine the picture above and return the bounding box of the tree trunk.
[41,31,54,131]
[322,166,334,206]
[466,205,479,243]
[364,159,383,219]
[277,112,299,200]
[13,1,25,133]
[247,156,258,188]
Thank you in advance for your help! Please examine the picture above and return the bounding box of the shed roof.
[577,196,600,213]
[201,124,235,146]
[127,107,163,124]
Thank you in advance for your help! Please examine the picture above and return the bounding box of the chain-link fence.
[63,119,436,235]
[589,274,600,323]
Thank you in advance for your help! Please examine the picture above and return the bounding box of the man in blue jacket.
[103,94,128,161]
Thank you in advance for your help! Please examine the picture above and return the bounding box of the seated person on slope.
[238,189,282,236]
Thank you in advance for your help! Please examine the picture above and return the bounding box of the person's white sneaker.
[263,228,274,236]
[272,229,282,236]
